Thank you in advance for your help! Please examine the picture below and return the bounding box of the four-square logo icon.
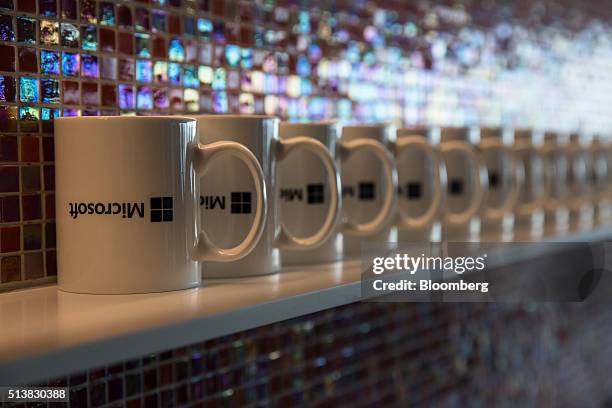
[358,182,376,200]
[449,179,464,195]
[488,171,500,189]
[307,183,325,204]
[231,192,252,214]
[150,197,173,222]
[407,182,422,199]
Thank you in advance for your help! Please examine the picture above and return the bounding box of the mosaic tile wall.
[1,0,612,288]
[9,301,612,407]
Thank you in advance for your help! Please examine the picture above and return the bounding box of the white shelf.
[1,226,611,386]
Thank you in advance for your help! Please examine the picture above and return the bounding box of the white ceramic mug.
[588,136,612,225]
[395,127,446,242]
[540,132,569,234]
[55,116,267,294]
[339,125,398,255]
[478,127,522,241]
[512,129,545,239]
[438,127,488,241]
[194,115,340,277]
[566,133,593,230]
[280,122,397,265]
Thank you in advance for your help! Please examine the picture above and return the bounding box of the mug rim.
[55,115,196,124]
[280,120,337,128]
[188,114,278,121]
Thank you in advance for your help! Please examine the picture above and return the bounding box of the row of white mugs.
[54,115,611,294]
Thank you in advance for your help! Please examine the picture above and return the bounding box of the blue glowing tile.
[198,18,212,41]
[0,14,14,41]
[168,38,184,62]
[212,68,226,91]
[19,106,39,127]
[19,77,39,103]
[183,65,198,88]
[168,62,181,85]
[296,55,311,76]
[135,60,152,83]
[99,2,115,26]
[136,86,152,110]
[213,91,228,113]
[81,25,97,51]
[118,84,134,109]
[184,16,195,37]
[41,107,60,121]
[225,45,240,67]
[41,50,59,75]
[41,78,59,104]
[152,10,166,33]
[61,52,79,76]
[81,54,98,78]
[241,48,253,70]
[135,33,151,58]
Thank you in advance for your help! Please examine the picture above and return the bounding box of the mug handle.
[191,141,267,262]
[540,145,566,208]
[339,139,398,236]
[440,140,488,226]
[514,142,546,215]
[275,137,341,250]
[395,137,446,230]
[480,138,523,220]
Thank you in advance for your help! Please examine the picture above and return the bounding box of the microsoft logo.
[231,192,252,214]
[359,182,376,200]
[307,184,325,204]
[150,197,173,223]
[407,182,422,199]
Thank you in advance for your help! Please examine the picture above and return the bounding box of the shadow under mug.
[193,115,341,278]
[55,116,267,294]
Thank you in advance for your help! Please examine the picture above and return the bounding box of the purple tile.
[22,194,41,220]
[0,225,20,253]
[0,44,15,71]
[39,0,57,17]
[21,135,39,162]
[0,166,19,192]
[0,195,19,222]
[18,47,37,72]
[46,250,56,276]
[42,137,54,161]
[0,75,15,102]
[43,164,54,190]
[0,135,17,161]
